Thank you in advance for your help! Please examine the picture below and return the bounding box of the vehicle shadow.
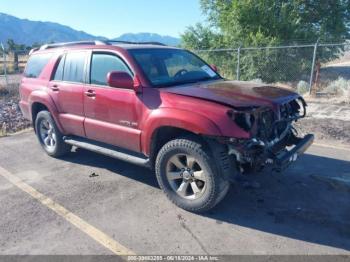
[63,148,159,188]
[64,149,350,251]
[208,153,350,251]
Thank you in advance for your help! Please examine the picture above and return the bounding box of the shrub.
[324,77,350,94]
[297,81,310,95]
[249,78,264,84]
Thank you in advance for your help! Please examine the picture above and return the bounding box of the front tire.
[155,138,230,213]
[35,111,71,157]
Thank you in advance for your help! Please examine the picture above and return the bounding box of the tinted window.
[24,53,53,78]
[90,53,131,86]
[53,55,65,81]
[63,52,87,83]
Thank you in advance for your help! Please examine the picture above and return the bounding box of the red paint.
[83,84,142,152]
[19,44,303,157]
[48,81,86,137]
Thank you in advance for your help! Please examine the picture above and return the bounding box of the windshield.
[129,48,221,87]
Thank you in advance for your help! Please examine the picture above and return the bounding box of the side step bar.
[63,136,150,167]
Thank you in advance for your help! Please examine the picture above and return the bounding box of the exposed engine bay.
[226,97,313,174]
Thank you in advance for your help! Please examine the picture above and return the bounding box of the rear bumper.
[273,134,314,172]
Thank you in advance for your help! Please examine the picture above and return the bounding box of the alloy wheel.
[166,154,207,200]
[39,119,57,151]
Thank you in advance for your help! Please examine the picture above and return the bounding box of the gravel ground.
[0,75,31,135]
[0,95,31,135]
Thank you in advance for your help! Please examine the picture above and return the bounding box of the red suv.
[19,41,314,212]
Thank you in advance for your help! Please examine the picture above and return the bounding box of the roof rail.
[39,40,106,50]
[106,40,167,46]
[29,40,167,54]
[29,47,40,55]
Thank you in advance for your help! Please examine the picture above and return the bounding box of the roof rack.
[39,40,106,50]
[29,40,105,55]
[29,40,167,54]
[106,40,167,46]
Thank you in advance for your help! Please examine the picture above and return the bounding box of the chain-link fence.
[0,42,350,100]
[195,42,350,98]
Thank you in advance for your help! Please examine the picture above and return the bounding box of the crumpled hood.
[162,80,300,108]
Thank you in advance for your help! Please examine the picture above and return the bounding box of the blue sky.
[0,0,204,38]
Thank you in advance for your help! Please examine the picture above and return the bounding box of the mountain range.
[0,12,181,47]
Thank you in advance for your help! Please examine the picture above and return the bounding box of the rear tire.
[155,137,230,213]
[35,111,71,157]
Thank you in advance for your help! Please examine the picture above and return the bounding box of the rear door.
[83,51,142,152]
[48,51,89,137]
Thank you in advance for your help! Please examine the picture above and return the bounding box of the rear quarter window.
[24,53,53,78]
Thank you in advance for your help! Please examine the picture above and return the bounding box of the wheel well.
[31,103,49,131]
[149,126,208,166]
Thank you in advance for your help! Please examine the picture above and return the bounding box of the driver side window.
[90,53,132,86]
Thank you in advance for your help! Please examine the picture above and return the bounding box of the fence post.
[0,43,8,87]
[236,46,241,80]
[309,39,319,94]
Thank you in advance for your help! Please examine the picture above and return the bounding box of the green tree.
[182,0,350,82]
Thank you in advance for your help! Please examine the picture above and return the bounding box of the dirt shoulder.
[296,117,350,147]
[294,100,350,147]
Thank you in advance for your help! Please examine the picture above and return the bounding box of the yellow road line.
[313,143,350,152]
[0,166,135,256]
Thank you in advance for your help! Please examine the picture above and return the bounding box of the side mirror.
[210,64,219,72]
[107,71,134,90]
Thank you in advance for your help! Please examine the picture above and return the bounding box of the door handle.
[85,90,96,97]
[50,85,60,92]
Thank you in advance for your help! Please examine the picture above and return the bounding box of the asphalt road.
[0,131,349,255]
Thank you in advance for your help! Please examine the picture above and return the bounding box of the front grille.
[256,98,304,142]
[257,109,275,141]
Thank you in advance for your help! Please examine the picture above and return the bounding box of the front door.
[48,51,89,137]
[83,52,142,152]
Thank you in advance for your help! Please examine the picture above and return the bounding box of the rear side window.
[90,53,131,86]
[24,53,53,78]
[62,52,87,83]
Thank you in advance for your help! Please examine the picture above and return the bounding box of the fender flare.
[141,108,223,156]
[28,90,65,133]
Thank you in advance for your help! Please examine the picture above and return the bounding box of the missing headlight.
[227,110,255,132]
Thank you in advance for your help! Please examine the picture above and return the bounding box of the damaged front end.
[225,97,314,174]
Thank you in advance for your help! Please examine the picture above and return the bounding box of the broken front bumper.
[223,132,314,175]
[273,134,314,172]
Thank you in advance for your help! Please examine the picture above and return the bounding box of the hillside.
[114,33,180,46]
[0,13,104,46]
[0,13,180,46]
